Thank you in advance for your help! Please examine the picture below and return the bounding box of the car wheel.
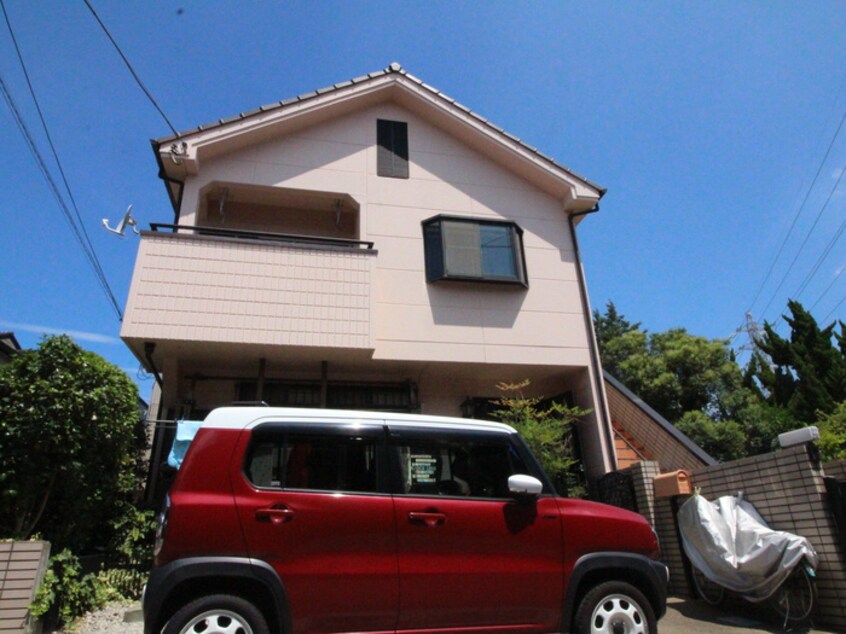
[163,594,269,634]
[574,581,656,634]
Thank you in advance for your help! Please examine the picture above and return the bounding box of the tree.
[752,301,846,424]
[817,401,846,462]
[0,335,143,551]
[593,301,642,378]
[592,302,800,462]
[617,328,742,424]
[675,411,746,463]
[493,380,589,497]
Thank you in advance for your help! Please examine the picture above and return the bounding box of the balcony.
[121,225,376,354]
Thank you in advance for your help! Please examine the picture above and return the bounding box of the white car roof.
[202,406,517,435]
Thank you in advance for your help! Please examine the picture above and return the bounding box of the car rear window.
[246,425,385,494]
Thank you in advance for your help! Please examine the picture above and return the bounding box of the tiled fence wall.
[622,448,846,631]
[0,541,50,633]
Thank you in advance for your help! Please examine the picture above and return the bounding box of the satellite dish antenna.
[103,205,140,237]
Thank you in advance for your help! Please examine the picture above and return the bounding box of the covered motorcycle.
[678,493,818,602]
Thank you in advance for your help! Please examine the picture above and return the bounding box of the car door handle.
[255,505,295,525]
[408,511,446,527]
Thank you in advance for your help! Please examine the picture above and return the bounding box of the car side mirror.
[508,474,543,498]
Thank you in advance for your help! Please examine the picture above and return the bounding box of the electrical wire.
[82,0,179,137]
[1,0,121,320]
[0,73,123,319]
[822,294,845,324]
[810,265,845,312]
[758,162,846,322]
[791,212,846,300]
[745,101,846,316]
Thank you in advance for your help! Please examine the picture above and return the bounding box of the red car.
[144,407,667,634]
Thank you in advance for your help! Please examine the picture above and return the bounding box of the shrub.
[493,380,589,497]
[110,504,156,568]
[30,550,116,626]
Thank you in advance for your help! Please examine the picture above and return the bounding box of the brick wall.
[624,448,846,630]
[604,375,714,472]
[824,459,846,481]
[625,461,691,595]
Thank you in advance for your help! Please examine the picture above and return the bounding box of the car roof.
[202,407,517,435]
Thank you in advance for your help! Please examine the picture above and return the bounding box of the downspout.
[144,342,164,389]
[142,342,165,504]
[567,204,617,474]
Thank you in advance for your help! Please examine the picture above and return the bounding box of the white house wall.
[168,103,591,368]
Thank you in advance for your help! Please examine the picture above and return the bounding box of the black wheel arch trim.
[143,557,291,634]
[561,552,668,633]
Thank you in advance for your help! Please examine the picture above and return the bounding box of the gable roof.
[153,63,605,214]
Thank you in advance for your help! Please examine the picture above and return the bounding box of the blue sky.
[1,1,844,398]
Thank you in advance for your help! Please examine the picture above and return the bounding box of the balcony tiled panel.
[122,234,374,349]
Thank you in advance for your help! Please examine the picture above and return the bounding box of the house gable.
[169,98,594,369]
[155,64,604,217]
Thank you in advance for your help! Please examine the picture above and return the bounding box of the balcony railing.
[149,223,374,250]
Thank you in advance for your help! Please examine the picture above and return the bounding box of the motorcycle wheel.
[691,566,725,606]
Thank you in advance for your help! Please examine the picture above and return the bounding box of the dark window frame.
[422,215,528,286]
[377,119,409,179]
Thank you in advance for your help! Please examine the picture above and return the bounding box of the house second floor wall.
[123,101,596,370]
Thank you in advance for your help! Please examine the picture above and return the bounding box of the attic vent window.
[422,215,528,286]
[377,119,409,179]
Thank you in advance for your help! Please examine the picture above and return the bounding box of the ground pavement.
[661,597,838,634]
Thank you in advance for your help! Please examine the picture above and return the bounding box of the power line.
[1,0,119,319]
[758,161,846,322]
[822,294,845,324]
[810,265,845,312]
[745,91,846,317]
[82,0,179,137]
[792,210,846,300]
[0,73,123,319]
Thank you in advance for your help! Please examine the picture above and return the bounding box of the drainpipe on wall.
[144,342,164,389]
[567,205,617,475]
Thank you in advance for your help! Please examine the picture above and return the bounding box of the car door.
[389,425,564,633]
[232,421,398,634]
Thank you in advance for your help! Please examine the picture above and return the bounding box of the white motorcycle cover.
[678,494,818,602]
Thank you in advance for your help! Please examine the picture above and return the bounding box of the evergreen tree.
[592,301,642,379]
[754,300,846,424]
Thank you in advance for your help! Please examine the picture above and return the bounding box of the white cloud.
[0,321,121,345]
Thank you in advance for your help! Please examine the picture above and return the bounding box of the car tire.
[573,580,657,634]
[163,594,269,634]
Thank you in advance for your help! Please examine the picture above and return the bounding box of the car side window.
[393,431,530,499]
[246,427,382,494]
